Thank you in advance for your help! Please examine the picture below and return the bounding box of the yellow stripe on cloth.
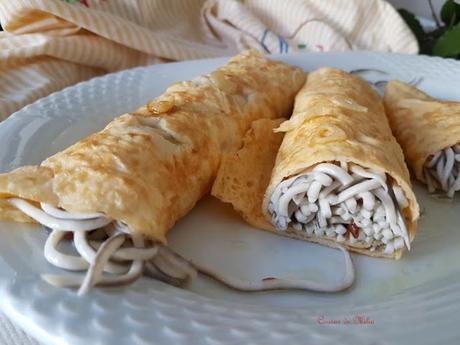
[0,0,417,121]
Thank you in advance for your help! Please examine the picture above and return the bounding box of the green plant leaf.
[419,27,446,54]
[433,23,460,56]
[398,9,425,41]
[441,0,460,28]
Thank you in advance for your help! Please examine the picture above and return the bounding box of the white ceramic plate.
[1,52,460,345]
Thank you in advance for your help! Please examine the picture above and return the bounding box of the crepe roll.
[0,50,306,293]
[384,80,460,197]
[212,118,356,291]
[213,68,419,259]
[262,68,419,259]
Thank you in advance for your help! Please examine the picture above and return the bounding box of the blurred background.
[389,0,443,17]
[0,0,458,121]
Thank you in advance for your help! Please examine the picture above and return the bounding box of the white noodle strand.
[269,163,410,254]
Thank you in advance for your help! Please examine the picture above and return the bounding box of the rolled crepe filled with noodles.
[212,118,355,291]
[0,50,306,293]
[213,68,419,259]
[384,80,460,197]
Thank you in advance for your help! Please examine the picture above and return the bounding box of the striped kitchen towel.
[0,0,418,121]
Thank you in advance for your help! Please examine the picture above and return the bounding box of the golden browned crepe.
[212,118,285,230]
[0,50,306,243]
[213,68,419,259]
[384,80,460,183]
